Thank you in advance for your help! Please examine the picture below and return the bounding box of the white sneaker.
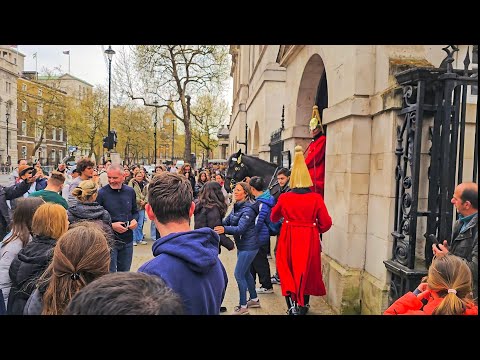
[139,241,148,245]
[133,242,138,246]
[256,287,274,294]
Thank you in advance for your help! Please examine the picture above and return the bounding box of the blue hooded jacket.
[251,190,276,245]
[138,228,227,315]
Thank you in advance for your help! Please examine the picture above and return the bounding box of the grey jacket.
[0,181,30,239]
[450,212,478,299]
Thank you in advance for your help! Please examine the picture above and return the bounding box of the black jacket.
[450,212,478,299]
[0,181,30,240]
[7,235,56,315]
[194,202,234,252]
[67,202,113,244]
[269,182,291,203]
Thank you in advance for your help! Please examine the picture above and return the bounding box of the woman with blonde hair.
[384,254,477,315]
[7,203,68,314]
[24,222,111,315]
[0,197,45,308]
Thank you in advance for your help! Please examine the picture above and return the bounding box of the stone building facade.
[228,45,478,314]
[0,45,24,170]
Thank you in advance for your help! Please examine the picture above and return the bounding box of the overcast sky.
[18,45,233,107]
[19,45,109,87]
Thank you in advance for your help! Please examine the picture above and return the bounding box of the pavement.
[132,218,336,315]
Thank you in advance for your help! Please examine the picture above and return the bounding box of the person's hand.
[112,221,128,233]
[432,240,449,258]
[214,226,224,234]
[128,219,138,230]
[417,282,428,293]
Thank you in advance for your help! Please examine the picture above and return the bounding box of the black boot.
[220,306,227,313]
[298,304,310,315]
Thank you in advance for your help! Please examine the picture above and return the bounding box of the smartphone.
[428,234,441,250]
[123,221,130,228]
[30,168,37,177]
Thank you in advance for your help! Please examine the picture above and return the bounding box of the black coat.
[67,202,114,244]
[194,202,234,252]
[7,235,56,315]
[0,181,30,240]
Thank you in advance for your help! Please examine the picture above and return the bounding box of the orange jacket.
[384,291,478,315]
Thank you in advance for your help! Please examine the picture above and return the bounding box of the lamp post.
[153,100,158,165]
[5,109,9,159]
[104,45,115,150]
[171,119,175,161]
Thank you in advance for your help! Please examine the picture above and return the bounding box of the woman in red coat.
[271,145,332,315]
[384,254,478,315]
[304,105,326,197]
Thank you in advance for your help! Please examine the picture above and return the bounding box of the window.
[22,120,27,135]
[51,149,56,162]
[59,149,63,161]
[22,101,27,111]
[22,146,27,158]
[52,127,56,140]
[37,103,43,115]
[5,82,11,94]
[38,88,43,97]
[22,84,27,91]
[59,128,64,141]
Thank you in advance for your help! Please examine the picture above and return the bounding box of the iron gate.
[384,46,478,304]
[270,105,285,166]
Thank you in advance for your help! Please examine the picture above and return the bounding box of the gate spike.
[463,46,471,76]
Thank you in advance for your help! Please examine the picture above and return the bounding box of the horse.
[224,149,280,193]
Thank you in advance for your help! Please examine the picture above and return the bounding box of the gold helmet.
[309,105,324,133]
[289,145,313,189]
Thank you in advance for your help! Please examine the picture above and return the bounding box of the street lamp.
[153,100,158,165]
[171,119,176,161]
[105,45,115,150]
[5,109,9,158]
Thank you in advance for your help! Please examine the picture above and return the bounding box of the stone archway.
[294,53,328,151]
[247,128,252,154]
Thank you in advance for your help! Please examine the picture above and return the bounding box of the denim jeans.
[234,249,259,306]
[110,241,134,272]
[133,209,145,243]
[150,220,157,241]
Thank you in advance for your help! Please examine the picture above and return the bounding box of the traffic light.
[110,130,118,149]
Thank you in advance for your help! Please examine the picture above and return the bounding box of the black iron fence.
[384,46,478,304]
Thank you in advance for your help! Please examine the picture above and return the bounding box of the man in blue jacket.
[97,164,138,272]
[139,172,228,315]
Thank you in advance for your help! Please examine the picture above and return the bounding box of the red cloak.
[271,191,332,306]
[304,135,326,197]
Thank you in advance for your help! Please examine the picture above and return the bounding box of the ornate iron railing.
[384,46,478,304]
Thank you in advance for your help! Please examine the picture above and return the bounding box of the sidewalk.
[131,218,336,315]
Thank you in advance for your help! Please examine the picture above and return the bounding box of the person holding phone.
[97,164,138,272]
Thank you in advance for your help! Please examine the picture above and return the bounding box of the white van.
[175,160,185,168]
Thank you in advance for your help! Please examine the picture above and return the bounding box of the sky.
[19,45,109,88]
[18,45,233,107]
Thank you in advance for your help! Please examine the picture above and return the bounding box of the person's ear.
[145,203,155,221]
[189,201,195,218]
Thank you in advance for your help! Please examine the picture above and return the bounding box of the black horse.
[224,149,280,193]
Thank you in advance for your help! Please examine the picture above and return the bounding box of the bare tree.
[191,93,229,162]
[114,45,230,161]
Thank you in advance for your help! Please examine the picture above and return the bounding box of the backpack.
[266,215,282,236]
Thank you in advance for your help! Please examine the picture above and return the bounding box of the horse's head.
[224,149,249,193]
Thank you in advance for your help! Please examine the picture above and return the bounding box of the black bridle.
[225,156,246,191]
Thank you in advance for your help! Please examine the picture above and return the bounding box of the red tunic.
[304,135,326,197]
[271,191,332,306]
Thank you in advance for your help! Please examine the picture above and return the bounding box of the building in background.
[17,71,67,167]
[0,45,25,171]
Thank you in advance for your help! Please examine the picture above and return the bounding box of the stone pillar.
[321,96,372,314]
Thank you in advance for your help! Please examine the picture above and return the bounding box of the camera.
[30,168,37,177]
